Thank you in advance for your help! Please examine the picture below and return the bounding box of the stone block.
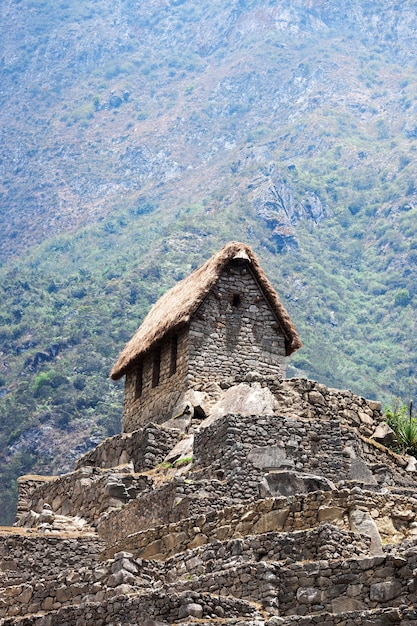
[214,525,232,541]
[296,587,322,604]
[260,471,335,498]
[42,596,54,611]
[178,602,203,619]
[318,506,346,524]
[16,585,33,604]
[370,580,402,602]
[140,540,162,560]
[55,585,72,603]
[349,508,383,556]
[308,391,325,406]
[349,458,377,485]
[248,446,292,470]
[188,533,208,550]
[252,508,290,534]
[331,597,366,613]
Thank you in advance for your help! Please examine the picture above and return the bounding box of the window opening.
[170,334,178,376]
[232,293,241,308]
[152,346,161,387]
[135,361,143,399]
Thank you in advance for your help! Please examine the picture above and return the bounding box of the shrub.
[385,402,417,456]
[394,289,411,307]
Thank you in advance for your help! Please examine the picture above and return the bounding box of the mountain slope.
[1,0,417,523]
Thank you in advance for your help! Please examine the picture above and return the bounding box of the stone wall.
[122,327,189,432]
[101,489,417,561]
[161,524,371,581]
[0,545,262,621]
[194,413,346,494]
[187,261,286,387]
[0,534,104,586]
[4,542,414,622]
[178,550,417,616]
[98,476,233,548]
[271,378,383,437]
[16,467,152,527]
[0,590,260,625]
[341,429,415,488]
[75,423,181,472]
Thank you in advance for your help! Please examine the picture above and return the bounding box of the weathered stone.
[371,423,397,446]
[318,506,346,523]
[406,455,417,472]
[349,508,383,556]
[296,587,322,604]
[16,585,33,604]
[164,434,194,464]
[308,391,325,405]
[107,570,136,587]
[55,585,72,603]
[178,603,203,619]
[248,446,292,470]
[203,382,278,426]
[252,509,290,533]
[111,558,138,575]
[358,410,374,425]
[331,597,366,613]
[370,580,402,602]
[260,471,335,498]
[349,458,378,484]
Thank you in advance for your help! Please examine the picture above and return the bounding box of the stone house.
[110,241,301,432]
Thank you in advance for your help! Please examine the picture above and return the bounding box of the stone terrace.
[2,378,417,625]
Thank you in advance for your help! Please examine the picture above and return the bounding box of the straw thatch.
[110,241,302,380]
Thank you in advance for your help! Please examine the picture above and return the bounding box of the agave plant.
[384,401,417,457]
[395,417,417,455]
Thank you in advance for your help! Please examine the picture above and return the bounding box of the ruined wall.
[0,590,259,625]
[75,423,181,472]
[194,412,414,494]
[16,467,152,527]
[178,550,417,616]
[271,378,383,437]
[98,477,232,548]
[194,413,345,486]
[101,490,417,561]
[122,327,189,432]
[0,534,104,586]
[162,524,371,581]
[188,260,286,386]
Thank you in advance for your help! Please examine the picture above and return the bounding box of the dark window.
[232,293,241,308]
[170,334,178,376]
[152,346,161,387]
[135,361,143,399]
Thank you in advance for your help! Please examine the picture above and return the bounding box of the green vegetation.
[385,402,417,457]
[174,457,193,467]
[2,0,417,525]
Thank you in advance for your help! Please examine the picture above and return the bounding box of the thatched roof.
[110,241,302,380]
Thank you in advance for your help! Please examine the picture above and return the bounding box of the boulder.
[178,603,203,619]
[201,382,278,428]
[405,455,417,472]
[164,434,194,464]
[349,508,383,556]
[260,471,335,498]
[371,423,397,447]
